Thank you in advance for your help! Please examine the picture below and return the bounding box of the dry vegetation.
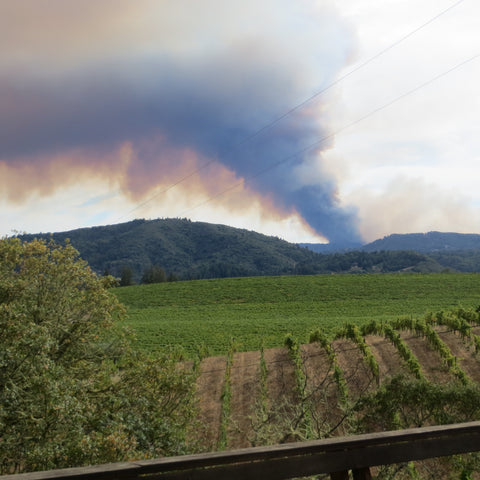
[192,321,480,477]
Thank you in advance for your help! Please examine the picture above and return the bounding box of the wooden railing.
[3,422,480,480]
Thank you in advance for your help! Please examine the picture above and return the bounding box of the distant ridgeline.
[360,231,480,253]
[18,221,480,282]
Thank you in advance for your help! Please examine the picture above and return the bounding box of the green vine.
[310,330,349,406]
[427,309,480,355]
[383,324,424,380]
[357,320,424,380]
[218,338,237,450]
[258,345,269,423]
[337,324,380,384]
[284,334,314,438]
[392,318,470,386]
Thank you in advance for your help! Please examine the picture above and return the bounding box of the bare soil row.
[194,326,480,450]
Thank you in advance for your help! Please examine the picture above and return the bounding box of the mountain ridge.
[360,231,480,252]
[17,220,480,280]
[303,231,480,253]
[19,218,320,281]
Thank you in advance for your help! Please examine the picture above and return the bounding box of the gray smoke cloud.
[0,0,362,245]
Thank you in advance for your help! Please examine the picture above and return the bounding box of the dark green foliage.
[359,232,480,272]
[114,273,480,357]
[167,272,179,282]
[18,218,319,281]
[218,339,237,450]
[356,375,480,431]
[120,265,135,286]
[142,265,167,284]
[297,250,443,274]
[0,238,197,473]
[430,250,480,272]
[361,232,480,253]
[19,219,480,282]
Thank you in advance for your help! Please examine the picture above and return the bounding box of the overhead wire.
[117,0,467,221]
[178,53,480,217]
[232,0,467,147]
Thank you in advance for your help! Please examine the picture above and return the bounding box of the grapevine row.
[426,308,480,353]
[336,323,380,384]
[391,318,470,386]
[309,330,349,405]
[284,334,313,438]
[258,345,269,423]
[360,320,424,380]
[383,324,424,380]
[218,339,236,450]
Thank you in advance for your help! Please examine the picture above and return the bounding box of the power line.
[233,0,467,147]
[178,53,480,217]
[117,0,466,221]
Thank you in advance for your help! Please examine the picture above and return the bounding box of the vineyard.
[114,273,480,357]
[190,308,480,478]
[113,273,480,477]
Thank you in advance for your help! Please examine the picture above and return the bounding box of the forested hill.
[361,232,480,252]
[304,231,480,253]
[18,220,480,281]
[19,218,322,281]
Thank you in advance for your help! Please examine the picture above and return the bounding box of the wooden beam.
[352,468,372,480]
[330,471,349,480]
[3,422,480,480]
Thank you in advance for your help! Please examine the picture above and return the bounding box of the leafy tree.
[141,265,167,284]
[0,238,196,473]
[355,375,480,432]
[120,265,134,286]
[167,272,179,282]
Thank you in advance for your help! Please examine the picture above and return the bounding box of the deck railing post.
[330,470,349,480]
[352,467,372,480]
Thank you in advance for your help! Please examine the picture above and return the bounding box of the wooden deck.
[3,421,480,480]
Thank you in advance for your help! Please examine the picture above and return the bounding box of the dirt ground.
[194,327,480,450]
[437,327,480,383]
[194,354,227,450]
[399,332,453,384]
[365,334,407,380]
[301,343,344,437]
[228,350,261,448]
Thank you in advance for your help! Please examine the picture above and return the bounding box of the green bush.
[0,238,196,473]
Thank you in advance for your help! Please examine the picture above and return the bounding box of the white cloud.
[323,0,480,240]
[348,176,480,241]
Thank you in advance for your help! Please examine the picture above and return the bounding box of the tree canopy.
[0,238,196,473]
[22,218,480,281]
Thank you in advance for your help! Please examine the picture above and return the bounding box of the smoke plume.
[0,0,361,244]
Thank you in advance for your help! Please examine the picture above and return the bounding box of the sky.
[1,0,479,245]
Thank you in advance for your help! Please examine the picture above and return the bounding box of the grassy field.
[113,273,480,357]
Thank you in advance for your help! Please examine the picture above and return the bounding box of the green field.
[113,273,480,357]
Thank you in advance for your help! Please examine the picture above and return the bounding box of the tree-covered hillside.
[20,218,321,281]
[361,231,480,252]
[18,219,480,281]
